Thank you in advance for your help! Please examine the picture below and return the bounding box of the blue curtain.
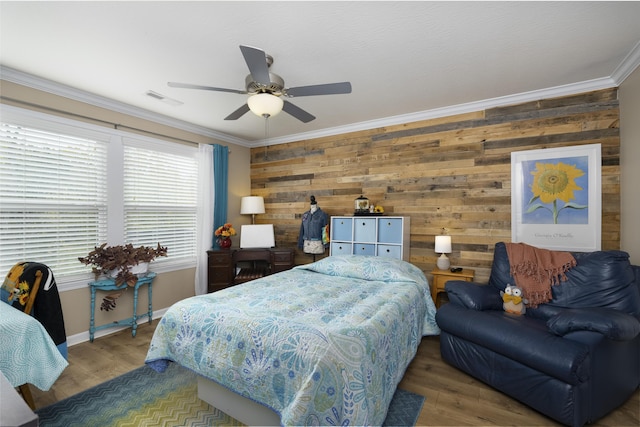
[212,144,229,248]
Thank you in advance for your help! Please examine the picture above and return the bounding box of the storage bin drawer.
[329,215,410,261]
[331,242,352,255]
[377,218,403,244]
[353,218,376,242]
[377,244,402,259]
[354,243,376,256]
[331,217,353,241]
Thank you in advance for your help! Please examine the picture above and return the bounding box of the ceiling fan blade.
[168,82,246,95]
[224,104,251,120]
[282,100,316,123]
[239,45,271,86]
[286,82,352,97]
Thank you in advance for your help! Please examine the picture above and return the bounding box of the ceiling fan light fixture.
[170,45,350,123]
[247,93,284,118]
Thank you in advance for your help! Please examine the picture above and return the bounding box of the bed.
[145,255,439,426]
[0,301,68,390]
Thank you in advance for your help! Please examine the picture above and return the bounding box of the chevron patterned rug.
[36,363,424,426]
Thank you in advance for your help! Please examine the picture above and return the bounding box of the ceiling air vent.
[145,90,183,107]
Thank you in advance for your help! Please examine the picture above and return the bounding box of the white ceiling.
[1,1,640,147]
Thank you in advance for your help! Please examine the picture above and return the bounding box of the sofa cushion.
[445,281,503,311]
[551,250,640,315]
[487,242,513,291]
[435,304,590,384]
[487,243,640,316]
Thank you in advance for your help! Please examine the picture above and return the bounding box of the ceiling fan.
[168,45,352,123]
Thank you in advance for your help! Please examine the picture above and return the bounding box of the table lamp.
[240,196,265,224]
[435,235,452,270]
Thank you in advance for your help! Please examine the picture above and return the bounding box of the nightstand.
[430,267,475,308]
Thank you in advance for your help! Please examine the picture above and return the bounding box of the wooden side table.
[89,272,156,342]
[430,268,475,308]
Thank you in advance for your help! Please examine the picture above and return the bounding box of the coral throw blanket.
[505,243,577,307]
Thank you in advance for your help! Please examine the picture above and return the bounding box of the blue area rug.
[36,363,424,426]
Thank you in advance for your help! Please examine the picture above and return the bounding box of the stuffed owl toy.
[500,284,527,315]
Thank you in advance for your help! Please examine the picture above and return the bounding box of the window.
[0,106,200,290]
[122,140,198,263]
[0,115,109,280]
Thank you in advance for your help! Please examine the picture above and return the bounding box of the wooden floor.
[30,320,639,426]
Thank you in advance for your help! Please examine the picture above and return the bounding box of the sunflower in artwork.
[527,161,587,224]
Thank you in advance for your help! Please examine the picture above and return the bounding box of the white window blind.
[123,142,198,263]
[0,106,203,289]
[0,122,108,277]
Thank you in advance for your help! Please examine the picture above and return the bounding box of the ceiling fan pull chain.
[264,116,269,160]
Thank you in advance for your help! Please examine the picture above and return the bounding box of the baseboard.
[66,308,168,347]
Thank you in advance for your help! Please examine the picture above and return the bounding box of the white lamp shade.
[240,196,265,215]
[435,235,452,253]
[247,93,284,118]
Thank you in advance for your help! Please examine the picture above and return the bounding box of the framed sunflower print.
[511,143,601,252]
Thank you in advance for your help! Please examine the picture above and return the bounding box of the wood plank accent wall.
[250,89,620,282]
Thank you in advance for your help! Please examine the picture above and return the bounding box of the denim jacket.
[297,207,329,249]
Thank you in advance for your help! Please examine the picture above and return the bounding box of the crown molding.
[265,40,638,146]
[2,64,627,149]
[260,76,617,147]
[0,65,250,147]
[611,39,640,85]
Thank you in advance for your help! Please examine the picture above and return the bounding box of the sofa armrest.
[445,281,503,311]
[547,307,640,341]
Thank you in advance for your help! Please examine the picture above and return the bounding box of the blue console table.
[88,272,156,342]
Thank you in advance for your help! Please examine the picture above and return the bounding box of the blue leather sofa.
[435,242,640,427]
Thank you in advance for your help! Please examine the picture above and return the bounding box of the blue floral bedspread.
[146,256,438,426]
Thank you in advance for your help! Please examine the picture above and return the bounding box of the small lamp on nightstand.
[435,235,452,270]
